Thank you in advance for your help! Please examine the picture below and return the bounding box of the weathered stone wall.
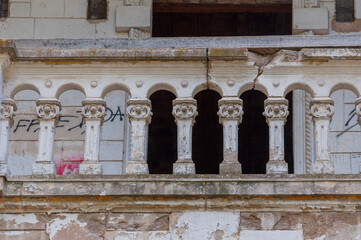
[0,0,151,39]
[1,211,361,239]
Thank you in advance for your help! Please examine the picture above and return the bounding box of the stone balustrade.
[2,42,361,176]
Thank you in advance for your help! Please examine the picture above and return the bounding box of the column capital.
[0,99,17,127]
[172,98,198,124]
[311,98,334,121]
[263,98,289,123]
[217,97,243,125]
[81,98,107,124]
[126,98,152,124]
[36,98,61,121]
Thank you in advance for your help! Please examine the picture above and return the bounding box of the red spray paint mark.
[56,153,83,175]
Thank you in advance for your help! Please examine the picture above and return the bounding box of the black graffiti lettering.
[337,109,358,137]
[68,111,84,131]
[13,119,30,133]
[104,107,113,122]
[111,107,125,122]
[27,119,39,132]
[57,115,78,128]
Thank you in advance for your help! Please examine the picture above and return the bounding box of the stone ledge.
[3,175,361,197]
[2,36,361,60]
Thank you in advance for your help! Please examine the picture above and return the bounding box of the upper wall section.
[293,0,361,35]
[0,0,151,39]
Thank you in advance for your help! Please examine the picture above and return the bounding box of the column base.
[313,160,334,174]
[32,162,56,175]
[79,162,102,175]
[173,161,195,174]
[220,163,242,174]
[0,163,10,176]
[266,160,288,174]
[125,162,149,174]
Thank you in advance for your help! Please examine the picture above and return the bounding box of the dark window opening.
[147,90,177,174]
[193,90,223,174]
[88,0,107,20]
[153,3,292,37]
[0,0,8,18]
[238,90,268,174]
[285,92,294,174]
[336,0,354,22]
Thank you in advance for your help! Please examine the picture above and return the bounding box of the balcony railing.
[1,37,361,176]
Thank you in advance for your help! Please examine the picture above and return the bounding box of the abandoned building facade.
[1,0,361,239]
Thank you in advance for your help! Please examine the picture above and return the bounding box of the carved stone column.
[263,98,289,174]
[0,99,16,175]
[32,99,61,175]
[311,98,334,174]
[172,98,198,174]
[125,99,152,174]
[217,97,243,174]
[79,99,106,175]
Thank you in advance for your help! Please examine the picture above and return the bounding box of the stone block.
[64,0,87,18]
[0,18,34,39]
[107,213,169,231]
[115,6,151,32]
[47,214,106,240]
[170,211,240,240]
[100,141,124,161]
[0,231,47,240]
[239,230,303,240]
[34,19,95,39]
[9,3,30,17]
[32,162,57,175]
[101,161,123,175]
[0,214,46,230]
[173,162,195,174]
[31,0,65,18]
[266,160,288,174]
[293,8,329,35]
[79,162,102,175]
[220,163,242,174]
[104,231,170,240]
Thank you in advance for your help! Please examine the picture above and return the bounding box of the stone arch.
[147,83,177,99]
[284,82,315,98]
[329,83,360,98]
[238,82,268,98]
[10,83,40,99]
[56,83,86,99]
[101,83,131,99]
[191,82,208,98]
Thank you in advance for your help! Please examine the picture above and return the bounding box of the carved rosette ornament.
[263,99,289,123]
[310,98,334,121]
[218,98,243,124]
[36,99,61,122]
[0,99,17,126]
[126,99,152,124]
[172,99,198,124]
[81,99,107,124]
[304,0,318,8]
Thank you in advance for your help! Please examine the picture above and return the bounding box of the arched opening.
[147,90,177,174]
[55,90,86,175]
[330,89,361,174]
[193,90,222,174]
[238,90,268,174]
[284,91,294,174]
[9,89,40,175]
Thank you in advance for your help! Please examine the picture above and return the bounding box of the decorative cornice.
[217,98,243,124]
[126,99,152,124]
[81,99,107,124]
[310,98,334,121]
[172,98,198,124]
[36,99,61,121]
[0,99,17,126]
[263,98,289,123]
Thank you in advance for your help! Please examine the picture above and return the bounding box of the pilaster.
[79,99,106,175]
[263,98,289,174]
[125,99,152,174]
[172,98,198,174]
[311,98,334,174]
[217,97,243,174]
